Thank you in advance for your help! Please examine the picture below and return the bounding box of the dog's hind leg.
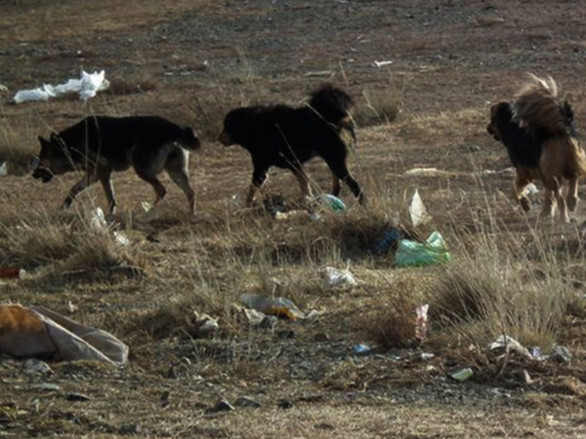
[62,172,99,209]
[137,174,166,205]
[323,156,365,204]
[97,167,117,215]
[165,151,195,213]
[291,166,312,199]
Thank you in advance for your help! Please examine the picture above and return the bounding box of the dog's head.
[32,133,74,182]
[487,101,514,142]
[218,108,248,147]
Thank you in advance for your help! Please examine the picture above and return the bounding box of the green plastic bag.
[394,231,451,268]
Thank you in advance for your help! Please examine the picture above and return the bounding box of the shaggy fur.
[218,84,364,206]
[32,116,200,214]
[487,74,586,221]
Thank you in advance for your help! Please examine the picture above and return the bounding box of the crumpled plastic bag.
[13,70,110,103]
[320,266,358,287]
[394,231,451,267]
[0,304,128,366]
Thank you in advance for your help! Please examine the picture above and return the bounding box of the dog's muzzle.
[32,166,54,183]
[486,124,500,141]
[218,130,233,146]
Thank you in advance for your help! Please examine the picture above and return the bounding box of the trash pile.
[372,189,451,267]
[0,304,128,367]
[13,70,110,104]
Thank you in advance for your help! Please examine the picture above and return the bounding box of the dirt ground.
[2,0,586,437]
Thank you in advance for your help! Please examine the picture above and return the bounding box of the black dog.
[218,84,364,206]
[32,116,200,214]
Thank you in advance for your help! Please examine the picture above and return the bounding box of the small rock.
[314,422,336,431]
[234,396,261,408]
[276,329,295,339]
[313,332,330,342]
[34,383,60,392]
[278,399,293,409]
[207,398,235,413]
[119,423,141,435]
[66,393,91,402]
[552,345,572,364]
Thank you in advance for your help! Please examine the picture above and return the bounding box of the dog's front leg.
[513,174,532,212]
[566,177,580,212]
[247,167,268,206]
[62,172,99,209]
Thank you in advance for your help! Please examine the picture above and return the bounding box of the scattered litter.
[352,343,373,355]
[304,70,334,77]
[373,60,393,68]
[13,70,110,103]
[275,210,311,221]
[0,161,7,177]
[421,352,435,361]
[448,367,474,382]
[524,183,539,196]
[415,303,429,344]
[207,398,235,413]
[528,346,546,361]
[476,16,505,27]
[0,84,8,93]
[24,359,52,375]
[394,231,451,267]
[67,301,79,314]
[403,167,457,177]
[488,335,531,358]
[240,293,305,320]
[372,227,403,256]
[315,194,346,212]
[193,311,219,335]
[34,382,60,392]
[552,345,572,364]
[320,265,358,287]
[113,231,130,246]
[0,266,24,279]
[409,189,431,227]
[0,304,128,366]
[90,207,108,231]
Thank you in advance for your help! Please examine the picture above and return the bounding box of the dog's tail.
[308,84,356,143]
[513,73,571,137]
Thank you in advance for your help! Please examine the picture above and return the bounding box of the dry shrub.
[362,289,419,349]
[428,226,578,350]
[0,115,39,175]
[0,207,144,282]
[354,83,402,127]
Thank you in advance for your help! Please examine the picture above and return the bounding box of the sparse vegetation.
[1,0,586,437]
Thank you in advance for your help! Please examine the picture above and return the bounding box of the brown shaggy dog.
[487,74,586,222]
